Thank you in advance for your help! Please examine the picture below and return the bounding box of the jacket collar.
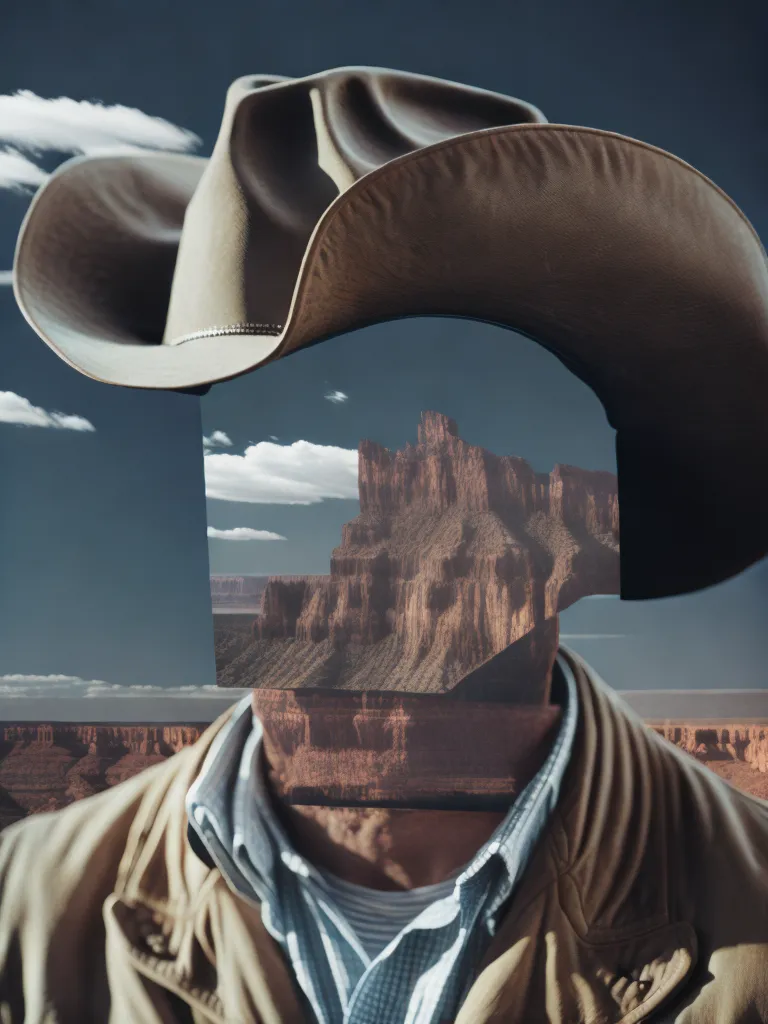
[552,645,682,935]
[108,652,698,1023]
[456,645,698,1022]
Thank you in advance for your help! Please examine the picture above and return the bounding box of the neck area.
[250,629,563,889]
[268,804,516,890]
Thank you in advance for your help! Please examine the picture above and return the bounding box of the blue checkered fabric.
[186,655,578,1024]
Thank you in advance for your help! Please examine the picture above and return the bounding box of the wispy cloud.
[205,439,358,505]
[0,674,250,700]
[203,430,232,449]
[0,270,12,286]
[0,89,200,279]
[0,90,200,188]
[207,526,287,542]
[325,390,348,404]
[0,391,95,431]
[0,147,48,191]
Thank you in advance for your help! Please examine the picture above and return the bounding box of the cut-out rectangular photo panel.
[202,319,768,806]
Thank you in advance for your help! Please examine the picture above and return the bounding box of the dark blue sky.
[1,0,767,711]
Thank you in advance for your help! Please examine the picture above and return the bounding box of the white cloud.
[0,90,200,189]
[325,390,349,404]
[0,270,12,285]
[0,147,48,191]
[269,435,279,441]
[0,674,250,700]
[0,391,95,431]
[0,90,201,281]
[203,429,232,449]
[207,526,287,542]
[205,439,358,505]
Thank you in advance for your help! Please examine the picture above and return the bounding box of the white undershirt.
[315,866,462,960]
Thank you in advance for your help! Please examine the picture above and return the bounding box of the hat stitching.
[173,322,283,344]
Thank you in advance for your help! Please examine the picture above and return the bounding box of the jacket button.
[145,934,168,955]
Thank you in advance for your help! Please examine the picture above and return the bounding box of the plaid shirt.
[186,656,577,1024]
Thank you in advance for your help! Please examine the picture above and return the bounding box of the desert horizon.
[6,409,768,819]
[1,712,767,834]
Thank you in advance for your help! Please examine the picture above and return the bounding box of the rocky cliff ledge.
[651,723,768,774]
[0,723,204,826]
[1,718,768,832]
[1,723,201,756]
[217,411,620,694]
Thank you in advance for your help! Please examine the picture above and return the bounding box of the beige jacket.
[1,648,768,1023]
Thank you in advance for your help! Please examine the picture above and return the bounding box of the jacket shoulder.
[661,729,768,829]
[656,733,768,915]
[2,752,162,867]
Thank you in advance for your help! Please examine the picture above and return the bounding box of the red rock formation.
[651,723,768,774]
[1,723,201,756]
[2,718,768,831]
[254,688,562,808]
[216,412,620,694]
[0,723,205,820]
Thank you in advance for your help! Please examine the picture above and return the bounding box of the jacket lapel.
[106,707,309,1022]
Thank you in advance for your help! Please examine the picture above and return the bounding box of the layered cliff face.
[251,688,562,806]
[2,718,768,832]
[1,723,201,755]
[652,722,768,800]
[0,723,204,824]
[652,723,768,774]
[217,411,620,695]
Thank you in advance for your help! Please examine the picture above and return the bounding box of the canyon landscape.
[5,410,762,829]
[650,722,768,800]
[214,411,621,696]
[206,411,768,807]
[0,723,204,831]
[0,718,767,831]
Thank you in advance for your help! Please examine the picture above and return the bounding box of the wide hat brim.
[12,67,768,601]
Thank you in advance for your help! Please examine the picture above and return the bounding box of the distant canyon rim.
[1,719,767,832]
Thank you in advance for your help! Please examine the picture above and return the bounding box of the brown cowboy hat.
[11,67,768,601]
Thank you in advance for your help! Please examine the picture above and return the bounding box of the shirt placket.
[342,867,495,1024]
